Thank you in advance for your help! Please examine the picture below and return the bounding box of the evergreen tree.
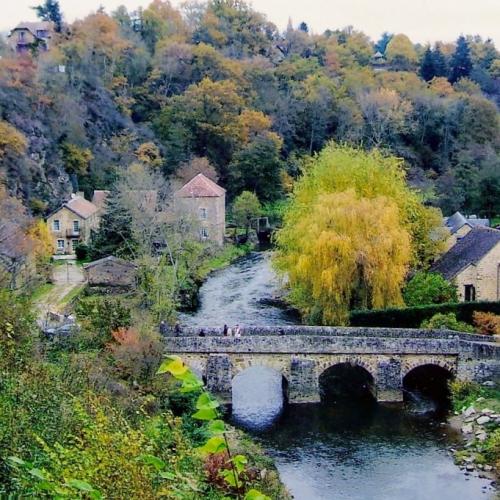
[32,0,63,32]
[432,45,448,77]
[450,35,473,83]
[375,32,393,54]
[89,189,136,260]
[419,47,436,81]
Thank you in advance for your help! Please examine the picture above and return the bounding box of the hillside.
[0,0,499,218]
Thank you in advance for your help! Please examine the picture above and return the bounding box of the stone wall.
[455,244,500,302]
[166,328,500,404]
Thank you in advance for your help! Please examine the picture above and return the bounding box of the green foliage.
[60,142,93,176]
[33,0,63,32]
[350,300,500,328]
[450,35,473,83]
[421,312,475,332]
[74,243,89,261]
[403,271,457,306]
[75,295,132,347]
[156,356,273,499]
[232,191,262,233]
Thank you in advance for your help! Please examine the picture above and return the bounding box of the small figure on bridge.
[227,326,233,337]
[234,324,241,338]
[223,324,228,336]
[159,320,168,335]
[174,322,181,336]
[199,329,206,337]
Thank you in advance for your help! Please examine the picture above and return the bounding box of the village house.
[444,211,490,249]
[174,174,226,246]
[46,193,100,255]
[83,256,137,289]
[7,21,53,54]
[431,227,500,302]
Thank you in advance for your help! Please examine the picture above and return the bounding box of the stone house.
[431,227,500,302]
[46,193,100,255]
[174,174,226,245]
[7,21,53,54]
[83,256,137,288]
[444,211,490,249]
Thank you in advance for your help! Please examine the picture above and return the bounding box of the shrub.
[108,327,163,383]
[421,312,475,333]
[75,296,132,347]
[473,312,500,335]
[350,300,500,328]
[74,243,89,261]
[449,380,482,411]
[403,271,457,306]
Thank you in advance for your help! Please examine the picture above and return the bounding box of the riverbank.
[449,380,500,488]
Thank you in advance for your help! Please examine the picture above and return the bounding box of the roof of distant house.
[83,255,137,270]
[444,211,489,234]
[430,227,500,280]
[9,21,53,38]
[174,173,225,198]
[61,195,99,219]
[91,190,110,207]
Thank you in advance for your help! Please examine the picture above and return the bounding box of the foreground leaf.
[198,436,227,455]
[245,489,272,500]
[192,408,218,420]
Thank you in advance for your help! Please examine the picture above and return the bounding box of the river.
[182,252,494,499]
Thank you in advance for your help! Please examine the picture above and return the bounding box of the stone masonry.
[163,327,500,404]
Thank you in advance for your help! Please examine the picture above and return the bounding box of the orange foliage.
[473,312,500,336]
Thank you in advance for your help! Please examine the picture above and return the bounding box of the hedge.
[350,301,500,328]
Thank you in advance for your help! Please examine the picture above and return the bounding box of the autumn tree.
[275,189,411,325]
[385,34,418,70]
[274,144,446,324]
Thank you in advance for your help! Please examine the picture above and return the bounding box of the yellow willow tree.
[274,143,445,325]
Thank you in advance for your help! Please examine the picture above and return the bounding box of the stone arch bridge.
[163,326,500,404]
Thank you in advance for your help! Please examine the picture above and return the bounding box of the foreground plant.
[157,355,271,500]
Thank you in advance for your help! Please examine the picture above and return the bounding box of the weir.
[162,326,500,404]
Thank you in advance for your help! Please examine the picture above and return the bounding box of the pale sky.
[2,0,500,46]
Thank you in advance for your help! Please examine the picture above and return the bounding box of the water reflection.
[232,366,286,430]
[236,403,494,500]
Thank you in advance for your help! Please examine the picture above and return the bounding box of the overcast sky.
[2,0,500,46]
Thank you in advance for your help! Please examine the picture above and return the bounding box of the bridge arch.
[401,358,457,379]
[319,361,376,403]
[402,362,454,406]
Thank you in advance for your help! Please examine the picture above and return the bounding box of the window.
[73,220,80,233]
[464,284,476,302]
[200,227,209,239]
[18,31,25,41]
[71,239,79,252]
[57,239,65,250]
[199,208,207,220]
[53,219,60,231]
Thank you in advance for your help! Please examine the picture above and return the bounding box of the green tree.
[450,35,473,83]
[375,32,393,54]
[32,0,63,32]
[420,47,436,81]
[232,190,262,236]
[403,271,457,306]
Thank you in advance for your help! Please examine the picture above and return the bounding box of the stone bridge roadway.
[163,326,500,404]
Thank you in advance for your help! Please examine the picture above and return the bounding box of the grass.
[59,285,85,306]
[197,242,253,279]
[30,283,55,302]
[491,216,500,227]
[450,380,500,413]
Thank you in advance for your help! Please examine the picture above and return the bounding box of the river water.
[182,252,494,499]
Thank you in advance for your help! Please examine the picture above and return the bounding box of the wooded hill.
[0,0,499,217]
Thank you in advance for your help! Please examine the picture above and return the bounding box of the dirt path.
[35,261,85,320]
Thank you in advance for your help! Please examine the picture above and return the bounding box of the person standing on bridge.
[234,324,241,337]
[223,324,228,336]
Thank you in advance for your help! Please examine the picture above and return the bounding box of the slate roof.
[83,255,137,270]
[9,21,52,38]
[91,190,110,208]
[445,211,490,234]
[59,196,99,219]
[431,227,500,280]
[174,173,225,198]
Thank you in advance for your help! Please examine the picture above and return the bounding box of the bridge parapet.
[163,328,500,405]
